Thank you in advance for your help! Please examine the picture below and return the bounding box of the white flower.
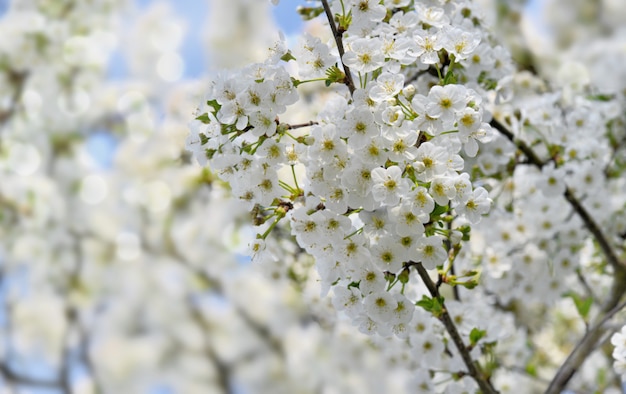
[412,30,443,65]
[360,208,394,240]
[340,107,379,149]
[371,165,410,206]
[296,33,336,79]
[370,72,405,102]
[384,128,418,164]
[308,124,347,163]
[415,235,447,269]
[249,110,277,137]
[391,294,414,325]
[429,176,456,206]
[350,0,387,29]
[371,237,404,273]
[342,38,385,73]
[407,186,435,221]
[426,85,467,126]
[455,187,492,224]
[253,170,282,207]
[412,94,443,136]
[290,207,324,249]
[451,172,472,204]
[413,142,448,182]
[611,326,626,353]
[390,202,426,237]
[441,27,481,61]
[357,135,390,167]
[363,291,397,323]
[537,162,566,197]
[240,80,271,113]
[332,286,364,318]
[217,98,248,130]
[355,263,387,295]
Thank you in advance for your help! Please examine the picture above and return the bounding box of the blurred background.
[0,0,624,393]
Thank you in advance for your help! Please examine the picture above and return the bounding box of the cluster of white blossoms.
[0,0,447,391]
[187,0,626,392]
[188,0,510,327]
[466,74,626,306]
[187,0,527,391]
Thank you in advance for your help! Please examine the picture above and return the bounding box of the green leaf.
[296,6,324,20]
[431,203,448,217]
[281,50,296,62]
[525,362,537,377]
[195,113,211,123]
[458,225,471,241]
[205,148,216,160]
[469,327,486,346]
[347,281,360,289]
[206,99,221,113]
[416,295,434,310]
[586,93,614,102]
[416,295,444,317]
[459,279,479,289]
[443,70,457,85]
[565,291,593,319]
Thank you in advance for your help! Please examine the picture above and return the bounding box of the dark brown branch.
[489,118,545,168]
[286,121,318,130]
[490,117,626,392]
[490,118,624,271]
[546,296,626,394]
[563,188,623,270]
[320,0,355,95]
[413,262,499,394]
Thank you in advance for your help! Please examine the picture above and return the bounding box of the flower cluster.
[0,1,444,391]
[188,0,511,327]
[187,0,526,390]
[187,0,626,391]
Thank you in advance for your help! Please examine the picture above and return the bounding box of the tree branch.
[490,117,626,392]
[490,118,624,271]
[545,296,626,394]
[320,0,355,95]
[412,262,499,394]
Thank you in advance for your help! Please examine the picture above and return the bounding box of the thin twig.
[286,121,318,130]
[575,269,598,304]
[320,0,355,95]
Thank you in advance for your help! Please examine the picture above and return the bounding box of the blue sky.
[112,0,304,79]
[117,0,542,79]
